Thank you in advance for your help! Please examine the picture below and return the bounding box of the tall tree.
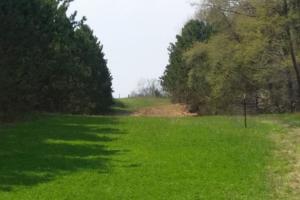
[0,0,113,118]
[161,20,212,103]
[162,0,300,114]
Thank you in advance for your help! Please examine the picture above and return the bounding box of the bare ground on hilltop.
[132,104,196,117]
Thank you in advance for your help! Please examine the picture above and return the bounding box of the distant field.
[0,98,298,199]
[113,97,171,114]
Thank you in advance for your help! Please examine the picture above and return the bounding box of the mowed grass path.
[0,112,281,199]
[112,97,171,115]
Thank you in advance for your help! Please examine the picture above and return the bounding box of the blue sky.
[69,0,196,97]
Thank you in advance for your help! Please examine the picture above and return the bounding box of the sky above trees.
[69,0,196,97]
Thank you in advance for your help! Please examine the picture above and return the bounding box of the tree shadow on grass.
[108,100,133,116]
[0,115,127,192]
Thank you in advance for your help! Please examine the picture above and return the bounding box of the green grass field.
[0,98,298,199]
[112,97,171,114]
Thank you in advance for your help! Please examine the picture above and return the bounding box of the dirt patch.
[269,126,300,199]
[132,104,196,117]
[285,128,300,198]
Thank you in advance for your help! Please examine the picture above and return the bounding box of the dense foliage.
[161,20,213,104]
[0,0,113,117]
[162,0,300,114]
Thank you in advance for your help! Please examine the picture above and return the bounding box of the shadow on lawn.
[109,100,133,116]
[0,116,126,192]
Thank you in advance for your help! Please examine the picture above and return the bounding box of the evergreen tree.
[161,20,212,103]
[0,0,113,118]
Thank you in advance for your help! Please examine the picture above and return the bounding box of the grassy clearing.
[0,112,282,199]
[112,97,170,114]
[266,114,300,199]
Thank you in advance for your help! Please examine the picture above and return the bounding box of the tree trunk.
[286,69,296,112]
[287,28,300,96]
[283,0,300,97]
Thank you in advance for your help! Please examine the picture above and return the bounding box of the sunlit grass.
[112,97,171,114]
[0,114,282,199]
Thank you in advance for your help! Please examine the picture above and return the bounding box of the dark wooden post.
[243,94,247,128]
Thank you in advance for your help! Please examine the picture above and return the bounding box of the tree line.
[162,0,300,114]
[0,0,113,119]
